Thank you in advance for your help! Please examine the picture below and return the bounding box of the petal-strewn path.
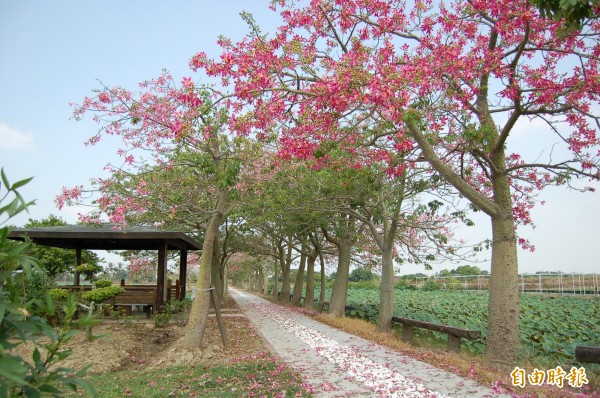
[229,288,511,398]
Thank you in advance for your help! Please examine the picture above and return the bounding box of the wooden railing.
[575,345,600,364]
[318,301,481,353]
[391,316,481,353]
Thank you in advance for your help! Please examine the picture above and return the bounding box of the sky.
[0,1,598,276]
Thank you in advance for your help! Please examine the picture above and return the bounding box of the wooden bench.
[575,345,600,364]
[392,316,481,353]
[58,282,179,317]
[109,286,157,317]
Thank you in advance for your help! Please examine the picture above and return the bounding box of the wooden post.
[175,279,181,300]
[155,241,167,312]
[179,250,187,300]
[402,324,414,343]
[166,279,172,302]
[74,248,82,286]
[209,286,228,348]
[447,335,462,353]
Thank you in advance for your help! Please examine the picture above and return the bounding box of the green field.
[318,287,600,366]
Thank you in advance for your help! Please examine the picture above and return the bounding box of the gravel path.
[229,288,511,398]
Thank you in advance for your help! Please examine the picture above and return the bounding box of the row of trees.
[57,0,599,370]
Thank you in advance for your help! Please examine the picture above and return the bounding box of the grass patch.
[68,353,313,397]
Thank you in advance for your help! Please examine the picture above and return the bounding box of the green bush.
[19,268,54,316]
[75,263,103,281]
[444,278,464,291]
[395,279,417,290]
[48,288,70,301]
[94,279,113,288]
[349,267,374,282]
[81,286,124,303]
[421,280,443,291]
[154,312,170,328]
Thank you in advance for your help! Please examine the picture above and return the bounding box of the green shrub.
[154,312,170,328]
[421,280,443,291]
[48,288,70,301]
[81,286,124,303]
[395,279,417,290]
[349,267,374,282]
[165,299,192,326]
[19,268,55,316]
[444,278,464,291]
[94,279,113,288]
[75,263,103,281]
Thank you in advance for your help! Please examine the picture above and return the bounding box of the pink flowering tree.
[127,256,155,283]
[57,72,259,349]
[188,1,600,368]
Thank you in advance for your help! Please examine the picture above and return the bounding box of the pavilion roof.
[7,224,202,251]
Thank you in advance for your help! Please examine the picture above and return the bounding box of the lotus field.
[319,287,600,366]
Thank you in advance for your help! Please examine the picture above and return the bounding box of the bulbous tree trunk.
[405,116,521,368]
[378,245,395,332]
[486,161,520,369]
[183,189,227,349]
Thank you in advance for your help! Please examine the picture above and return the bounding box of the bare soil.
[15,295,268,375]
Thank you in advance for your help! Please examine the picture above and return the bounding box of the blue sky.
[1,1,598,275]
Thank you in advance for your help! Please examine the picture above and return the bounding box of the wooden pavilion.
[8,224,202,311]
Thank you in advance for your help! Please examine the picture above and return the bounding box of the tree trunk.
[279,239,292,302]
[486,171,520,369]
[319,251,326,307]
[292,251,306,305]
[273,261,279,298]
[263,263,269,295]
[329,239,352,317]
[256,268,263,292]
[223,264,228,296]
[304,252,316,308]
[211,234,223,300]
[405,115,520,367]
[183,189,227,349]
[378,245,395,332]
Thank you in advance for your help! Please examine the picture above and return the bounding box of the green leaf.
[0,356,28,386]
[11,176,34,190]
[32,348,41,365]
[1,168,10,191]
[37,384,60,393]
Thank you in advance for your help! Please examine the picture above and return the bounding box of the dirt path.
[230,288,511,398]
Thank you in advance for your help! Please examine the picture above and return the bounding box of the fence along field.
[410,273,600,295]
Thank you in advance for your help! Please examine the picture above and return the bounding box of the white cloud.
[0,123,35,150]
